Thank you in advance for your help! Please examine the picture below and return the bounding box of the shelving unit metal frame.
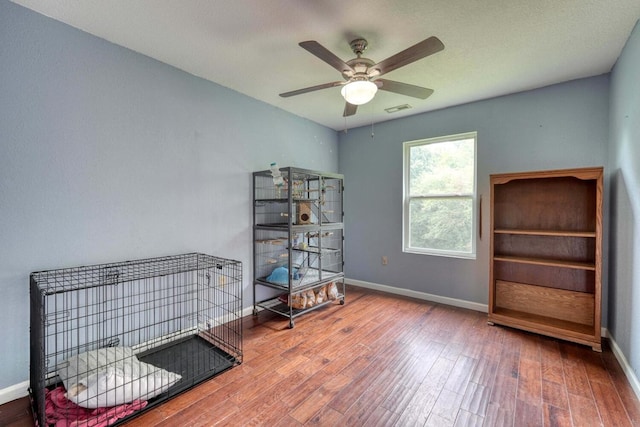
[252,167,345,328]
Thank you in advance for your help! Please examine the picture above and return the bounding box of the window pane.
[409,197,473,252]
[409,138,474,196]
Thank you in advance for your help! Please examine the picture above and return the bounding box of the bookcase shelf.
[493,255,596,271]
[494,229,597,238]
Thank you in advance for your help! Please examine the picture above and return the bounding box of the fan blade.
[343,102,358,117]
[371,36,444,77]
[376,79,434,99]
[279,81,345,98]
[299,41,355,74]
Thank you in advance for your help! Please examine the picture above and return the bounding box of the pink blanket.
[45,386,147,427]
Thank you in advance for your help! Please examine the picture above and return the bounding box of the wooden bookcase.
[488,167,603,351]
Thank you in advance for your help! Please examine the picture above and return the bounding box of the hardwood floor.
[4,285,640,426]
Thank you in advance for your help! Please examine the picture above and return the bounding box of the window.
[403,132,477,258]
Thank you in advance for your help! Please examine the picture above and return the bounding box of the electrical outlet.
[381,256,388,265]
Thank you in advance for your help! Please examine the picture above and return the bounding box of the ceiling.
[11,0,640,131]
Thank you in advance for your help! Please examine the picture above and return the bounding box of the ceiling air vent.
[385,104,412,114]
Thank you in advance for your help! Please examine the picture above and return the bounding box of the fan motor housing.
[349,38,368,55]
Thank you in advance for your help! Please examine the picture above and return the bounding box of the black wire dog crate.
[29,253,242,426]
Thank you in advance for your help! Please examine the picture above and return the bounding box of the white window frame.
[402,131,478,259]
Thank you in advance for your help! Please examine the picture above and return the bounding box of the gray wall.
[609,20,640,382]
[339,76,609,308]
[0,2,338,389]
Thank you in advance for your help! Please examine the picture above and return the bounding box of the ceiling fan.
[279,36,444,117]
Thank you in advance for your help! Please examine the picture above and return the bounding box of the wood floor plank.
[380,377,423,415]
[542,403,572,427]
[333,353,374,380]
[295,353,335,377]
[460,382,491,417]
[119,407,167,426]
[541,379,569,410]
[244,400,293,426]
[428,387,465,425]
[394,356,457,426]
[470,356,499,387]
[304,405,344,426]
[339,388,386,426]
[228,369,286,406]
[481,322,506,360]
[540,360,564,385]
[517,358,542,405]
[0,398,34,427]
[289,373,351,424]
[326,367,379,414]
[6,285,640,427]
[158,395,238,427]
[275,353,311,376]
[237,371,307,418]
[393,391,433,426]
[514,398,543,426]
[484,402,515,427]
[582,350,615,385]
[280,369,335,409]
[273,415,303,427]
[590,379,633,426]
[567,392,603,426]
[454,409,484,427]
[442,341,466,361]
[426,413,456,426]
[563,362,592,399]
[445,355,478,395]
[497,343,521,379]
[490,373,518,413]
[559,341,589,368]
[519,333,542,362]
[538,340,566,393]
[382,351,433,398]
[359,404,399,427]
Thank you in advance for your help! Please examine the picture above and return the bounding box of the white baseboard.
[346,278,489,313]
[607,332,640,400]
[0,380,29,405]
[242,306,256,317]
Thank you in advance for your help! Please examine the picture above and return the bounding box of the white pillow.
[58,347,136,389]
[58,347,181,409]
[65,363,182,408]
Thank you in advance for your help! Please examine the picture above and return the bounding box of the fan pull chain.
[370,102,375,139]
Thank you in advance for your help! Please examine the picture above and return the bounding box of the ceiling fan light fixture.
[340,80,378,105]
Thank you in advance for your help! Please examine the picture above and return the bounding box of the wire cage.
[252,167,345,327]
[253,169,344,227]
[254,227,344,289]
[29,253,243,427]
